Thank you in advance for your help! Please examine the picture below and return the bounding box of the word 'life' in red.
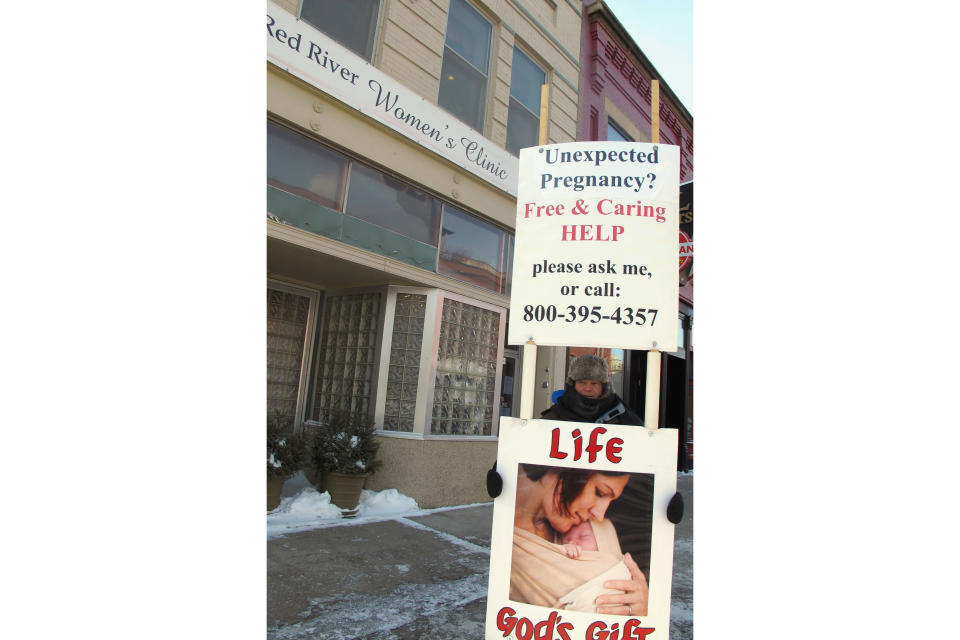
[549,427,623,464]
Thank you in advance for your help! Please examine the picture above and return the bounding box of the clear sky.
[599,0,693,114]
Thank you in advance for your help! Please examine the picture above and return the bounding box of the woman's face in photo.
[541,472,630,533]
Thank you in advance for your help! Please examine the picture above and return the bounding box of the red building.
[577,0,694,469]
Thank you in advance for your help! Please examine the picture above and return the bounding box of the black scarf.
[555,387,621,422]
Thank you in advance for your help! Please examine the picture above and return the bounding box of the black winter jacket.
[540,388,643,426]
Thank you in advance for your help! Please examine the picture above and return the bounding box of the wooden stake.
[645,80,662,431]
[538,83,550,145]
[519,340,538,420]
[520,84,551,420]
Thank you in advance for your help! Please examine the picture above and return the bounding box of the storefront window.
[383,294,427,432]
[312,292,381,422]
[438,205,510,294]
[267,121,348,209]
[432,299,500,435]
[345,164,442,246]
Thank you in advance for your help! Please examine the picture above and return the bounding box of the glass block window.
[438,0,492,132]
[300,0,381,62]
[432,299,500,435]
[312,292,382,422]
[383,294,427,432]
[506,48,545,155]
[267,288,312,420]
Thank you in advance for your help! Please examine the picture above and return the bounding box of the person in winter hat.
[541,355,640,424]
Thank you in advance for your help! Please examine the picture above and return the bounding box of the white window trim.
[374,286,439,436]
[373,286,507,439]
[267,279,322,433]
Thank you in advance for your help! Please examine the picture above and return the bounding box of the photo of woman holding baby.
[510,463,653,616]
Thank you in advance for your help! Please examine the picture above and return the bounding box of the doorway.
[628,350,690,471]
[500,349,520,418]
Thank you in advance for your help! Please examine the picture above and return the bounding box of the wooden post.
[538,83,550,145]
[520,83,551,420]
[645,80,662,431]
[519,340,538,419]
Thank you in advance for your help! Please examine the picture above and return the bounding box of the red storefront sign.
[679,229,693,272]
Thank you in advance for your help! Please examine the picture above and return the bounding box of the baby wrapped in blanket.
[510,518,632,612]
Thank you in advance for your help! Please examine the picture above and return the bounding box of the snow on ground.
[267,475,488,539]
[355,488,418,516]
[271,487,343,517]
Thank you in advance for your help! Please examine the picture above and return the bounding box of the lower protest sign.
[486,417,678,640]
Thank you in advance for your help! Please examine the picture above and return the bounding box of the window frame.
[438,0,494,133]
[297,0,384,63]
[373,287,506,440]
[267,119,350,211]
[607,117,634,142]
[342,162,443,247]
[267,119,516,295]
[303,285,389,427]
[425,289,507,439]
[437,202,513,295]
[373,287,439,437]
[267,279,323,433]
[506,46,546,155]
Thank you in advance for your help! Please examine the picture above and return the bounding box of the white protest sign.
[507,142,680,351]
[485,417,678,640]
[266,2,518,197]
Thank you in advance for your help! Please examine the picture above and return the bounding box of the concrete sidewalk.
[267,473,692,639]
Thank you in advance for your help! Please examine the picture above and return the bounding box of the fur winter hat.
[566,355,610,384]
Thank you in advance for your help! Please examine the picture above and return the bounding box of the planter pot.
[267,474,287,512]
[325,471,369,510]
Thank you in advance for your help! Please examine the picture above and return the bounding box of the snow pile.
[356,488,418,517]
[267,486,421,538]
[271,487,342,519]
